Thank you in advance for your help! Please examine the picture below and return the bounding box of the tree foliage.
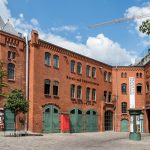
[5,89,28,114]
[139,19,150,35]
[0,61,7,97]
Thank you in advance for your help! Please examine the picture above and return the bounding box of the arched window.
[77,62,82,75]
[77,85,82,99]
[137,83,142,94]
[70,60,75,73]
[92,88,96,101]
[104,71,107,81]
[136,72,139,78]
[122,102,127,113]
[45,52,50,65]
[121,83,127,94]
[92,67,96,78]
[124,72,127,78]
[86,87,90,101]
[7,63,15,80]
[108,72,112,82]
[104,91,107,102]
[108,92,112,102]
[53,81,59,96]
[53,55,59,68]
[121,72,124,78]
[146,82,149,93]
[86,65,90,77]
[140,73,142,78]
[44,79,50,95]
[70,84,75,98]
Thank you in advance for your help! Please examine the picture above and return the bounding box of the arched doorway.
[121,119,128,132]
[85,109,98,132]
[69,108,83,133]
[105,111,113,131]
[43,105,60,133]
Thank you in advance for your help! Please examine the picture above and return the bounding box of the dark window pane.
[137,84,142,93]
[70,109,75,114]
[54,108,58,114]
[8,51,11,59]
[45,108,50,113]
[78,110,82,114]
[12,52,16,59]
[7,63,15,80]
[44,79,50,95]
[122,102,127,113]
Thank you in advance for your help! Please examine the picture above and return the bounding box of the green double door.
[43,105,60,133]
[69,108,83,133]
[85,109,98,132]
[4,109,15,131]
[121,119,128,132]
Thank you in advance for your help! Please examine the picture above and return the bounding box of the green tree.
[139,19,150,35]
[0,61,7,97]
[5,89,28,132]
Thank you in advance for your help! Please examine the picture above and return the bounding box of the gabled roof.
[2,20,19,37]
[0,16,22,38]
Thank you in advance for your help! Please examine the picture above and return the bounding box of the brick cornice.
[0,31,26,50]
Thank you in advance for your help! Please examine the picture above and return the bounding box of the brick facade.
[1,27,150,133]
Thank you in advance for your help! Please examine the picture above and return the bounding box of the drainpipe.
[115,66,118,131]
[25,34,29,132]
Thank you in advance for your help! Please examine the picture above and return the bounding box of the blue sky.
[1,0,150,65]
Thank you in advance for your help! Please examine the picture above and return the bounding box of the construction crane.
[89,14,150,28]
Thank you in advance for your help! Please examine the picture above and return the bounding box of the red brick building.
[0,17,26,131]
[1,16,150,133]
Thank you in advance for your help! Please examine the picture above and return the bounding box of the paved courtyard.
[0,132,150,150]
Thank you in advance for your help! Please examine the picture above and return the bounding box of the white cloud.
[50,25,77,32]
[125,3,150,37]
[0,0,138,66]
[30,18,39,26]
[19,13,24,19]
[0,0,11,21]
[75,35,82,42]
[38,31,136,65]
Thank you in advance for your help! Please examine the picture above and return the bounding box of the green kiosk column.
[129,109,141,141]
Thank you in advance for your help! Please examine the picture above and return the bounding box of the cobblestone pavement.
[0,132,150,150]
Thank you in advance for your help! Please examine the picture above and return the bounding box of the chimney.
[31,30,39,45]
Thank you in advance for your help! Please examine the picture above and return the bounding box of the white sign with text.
[129,77,135,108]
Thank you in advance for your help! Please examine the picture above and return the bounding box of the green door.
[69,108,83,133]
[4,109,15,131]
[86,110,98,132]
[121,119,128,132]
[43,105,60,133]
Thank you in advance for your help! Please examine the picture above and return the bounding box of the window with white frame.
[77,62,82,75]
[92,67,96,78]
[71,84,75,98]
[77,85,82,99]
[70,60,75,73]
[45,52,51,65]
[92,88,96,101]
[53,81,59,96]
[53,55,59,68]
